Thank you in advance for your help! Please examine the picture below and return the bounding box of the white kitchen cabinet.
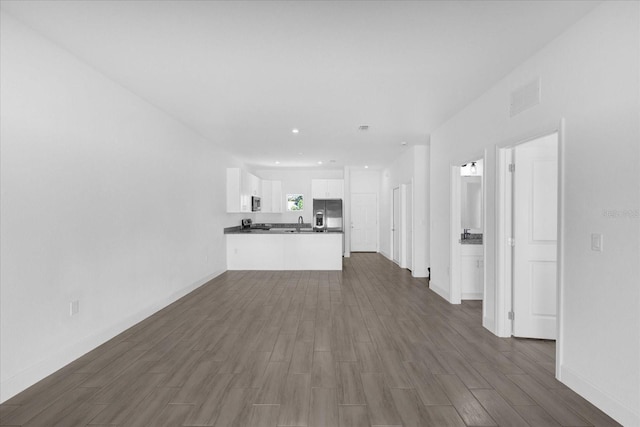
[227,167,261,213]
[311,179,325,199]
[312,179,344,199]
[461,244,483,300]
[261,180,272,212]
[260,180,283,213]
[226,233,342,270]
[249,172,261,197]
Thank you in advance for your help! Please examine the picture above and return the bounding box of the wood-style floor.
[1,253,619,426]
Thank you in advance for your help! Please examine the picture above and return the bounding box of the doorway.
[450,158,485,306]
[392,187,400,264]
[402,182,413,271]
[460,160,484,300]
[351,193,378,252]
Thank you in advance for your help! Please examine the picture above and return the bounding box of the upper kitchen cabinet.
[312,179,344,199]
[227,167,261,213]
[243,170,261,198]
[260,180,283,213]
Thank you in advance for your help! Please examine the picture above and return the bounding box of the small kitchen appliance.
[314,211,324,230]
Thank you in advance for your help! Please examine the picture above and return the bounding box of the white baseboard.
[462,292,483,300]
[379,250,391,260]
[0,269,225,403]
[429,281,450,302]
[560,364,639,427]
[482,316,496,335]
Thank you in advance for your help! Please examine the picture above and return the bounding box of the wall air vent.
[510,78,541,117]
[358,125,369,131]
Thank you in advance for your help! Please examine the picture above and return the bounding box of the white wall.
[429,3,639,425]
[413,145,430,278]
[351,170,381,194]
[380,145,429,277]
[0,13,245,402]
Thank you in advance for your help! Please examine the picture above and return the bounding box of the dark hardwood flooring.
[0,253,620,426]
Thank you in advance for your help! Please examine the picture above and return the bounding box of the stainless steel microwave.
[251,196,261,212]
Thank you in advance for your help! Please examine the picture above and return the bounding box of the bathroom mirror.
[461,176,482,231]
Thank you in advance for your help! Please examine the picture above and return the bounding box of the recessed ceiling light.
[364,165,369,169]
[275,161,280,165]
[317,161,323,165]
[298,152,303,155]
[401,141,408,146]
[292,128,299,134]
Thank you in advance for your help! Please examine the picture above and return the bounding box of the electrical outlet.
[69,300,79,316]
[591,233,603,252]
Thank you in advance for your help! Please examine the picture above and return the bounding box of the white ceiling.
[1,0,599,170]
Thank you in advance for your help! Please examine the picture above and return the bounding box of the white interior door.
[513,133,558,339]
[351,193,377,252]
[392,187,400,264]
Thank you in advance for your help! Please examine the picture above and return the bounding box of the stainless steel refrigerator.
[312,199,343,232]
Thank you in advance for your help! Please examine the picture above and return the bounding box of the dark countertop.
[225,223,343,235]
[460,233,483,245]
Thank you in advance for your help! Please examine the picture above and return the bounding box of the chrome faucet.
[298,216,304,224]
[463,228,470,239]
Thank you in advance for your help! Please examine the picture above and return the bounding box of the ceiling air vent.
[358,125,369,131]
[510,78,541,117]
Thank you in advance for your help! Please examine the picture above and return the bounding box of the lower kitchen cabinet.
[461,244,483,300]
[226,233,342,270]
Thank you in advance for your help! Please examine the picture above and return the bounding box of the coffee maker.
[314,210,325,231]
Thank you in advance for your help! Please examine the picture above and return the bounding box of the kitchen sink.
[460,233,483,244]
[279,228,315,233]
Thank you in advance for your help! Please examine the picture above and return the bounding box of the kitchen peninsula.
[225,223,343,270]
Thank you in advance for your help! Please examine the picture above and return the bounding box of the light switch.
[591,233,603,252]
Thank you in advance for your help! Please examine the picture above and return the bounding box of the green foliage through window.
[287,194,304,211]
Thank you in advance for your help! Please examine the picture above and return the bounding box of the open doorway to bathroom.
[450,156,485,311]
[460,160,484,301]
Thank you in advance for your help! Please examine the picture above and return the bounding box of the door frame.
[450,154,487,306]
[495,119,565,378]
[391,186,401,264]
